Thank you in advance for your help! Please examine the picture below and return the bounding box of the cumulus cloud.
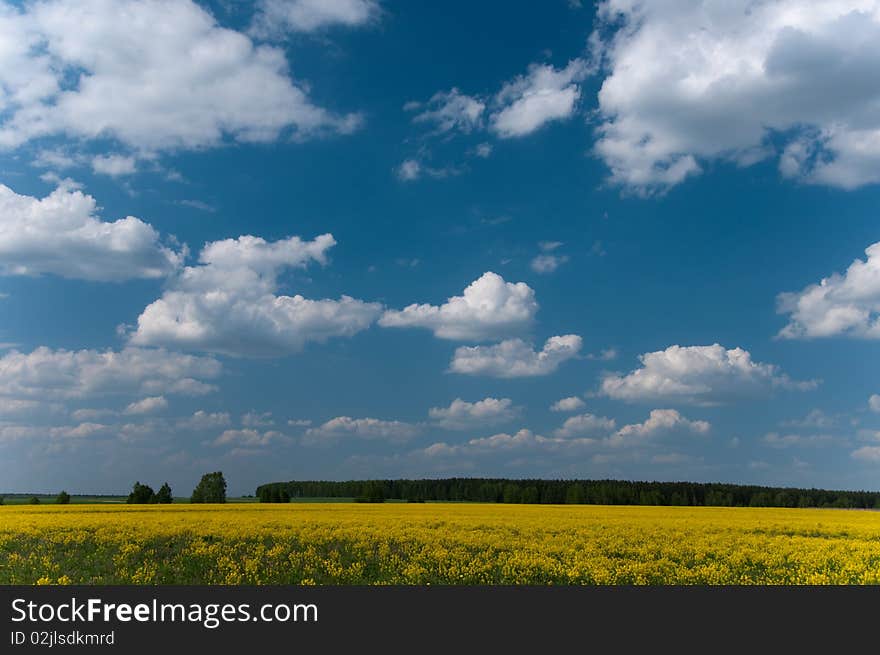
[0,183,182,281]
[450,335,582,378]
[554,412,616,438]
[490,59,588,138]
[213,428,287,448]
[871,395,880,413]
[530,254,569,274]
[379,272,537,341]
[852,446,880,462]
[781,409,837,429]
[587,348,617,361]
[608,409,709,447]
[763,432,836,448]
[550,396,586,412]
[62,422,114,438]
[394,158,460,182]
[242,411,274,428]
[428,397,520,430]
[777,242,880,339]
[593,0,880,193]
[0,398,61,417]
[70,408,115,421]
[600,344,816,405]
[420,429,562,458]
[129,233,382,357]
[0,0,360,158]
[303,416,420,444]
[473,142,493,158]
[531,241,569,274]
[453,429,556,452]
[177,410,231,431]
[0,347,220,401]
[91,155,137,177]
[396,159,422,181]
[407,88,485,134]
[123,396,168,415]
[418,409,707,464]
[250,0,379,36]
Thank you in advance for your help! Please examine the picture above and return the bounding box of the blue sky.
[2,0,880,495]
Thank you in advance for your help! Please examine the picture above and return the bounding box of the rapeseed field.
[2,503,880,585]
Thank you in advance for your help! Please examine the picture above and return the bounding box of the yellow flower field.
[3,503,880,585]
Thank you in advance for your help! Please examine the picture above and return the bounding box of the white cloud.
[123,396,168,415]
[428,397,520,430]
[777,242,880,339]
[455,429,557,452]
[33,149,80,170]
[530,254,569,274]
[379,272,537,341]
[608,409,709,447]
[0,183,182,281]
[407,88,485,134]
[418,409,706,463]
[167,378,217,396]
[91,154,137,177]
[70,408,115,421]
[129,233,382,356]
[0,0,360,157]
[593,0,880,192]
[213,428,287,448]
[763,432,836,448]
[600,344,816,405]
[394,158,460,182]
[178,199,216,213]
[0,346,220,401]
[871,394,880,413]
[242,411,274,427]
[396,159,422,181]
[587,347,617,361]
[538,241,563,252]
[554,412,616,438]
[851,445,880,463]
[421,429,563,458]
[177,410,231,431]
[490,59,587,138]
[450,335,582,378]
[781,409,837,429]
[250,0,378,36]
[473,142,493,158]
[55,422,112,439]
[0,398,53,417]
[550,396,586,412]
[303,416,419,444]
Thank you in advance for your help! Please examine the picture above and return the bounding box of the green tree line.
[255,478,880,509]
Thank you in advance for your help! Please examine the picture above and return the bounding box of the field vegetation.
[3,503,880,585]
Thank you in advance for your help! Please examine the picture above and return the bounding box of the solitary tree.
[190,472,226,503]
[154,483,173,504]
[127,481,156,504]
[56,490,71,505]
